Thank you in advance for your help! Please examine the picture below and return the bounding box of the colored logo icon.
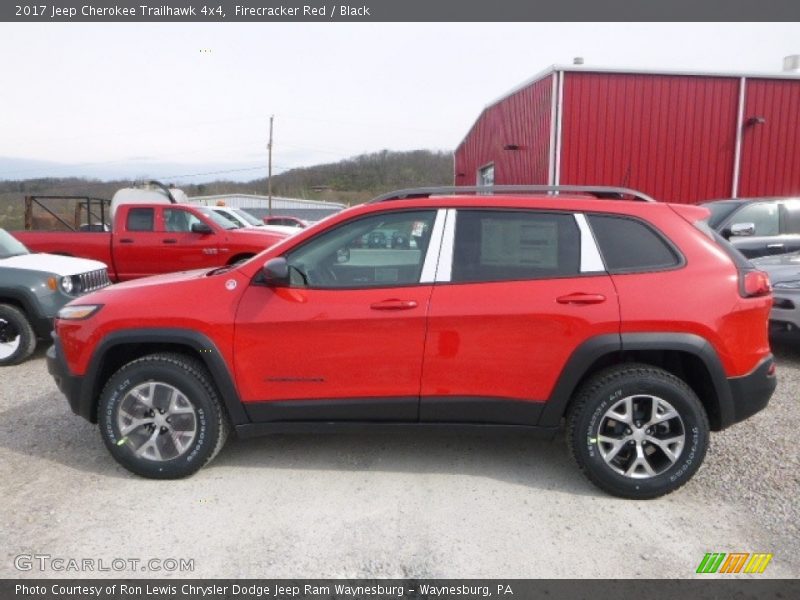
[696,552,773,574]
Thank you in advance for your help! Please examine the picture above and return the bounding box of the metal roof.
[487,63,800,110]
[456,63,800,151]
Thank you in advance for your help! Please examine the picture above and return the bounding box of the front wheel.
[567,364,709,499]
[0,304,37,366]
[98,353,228,479]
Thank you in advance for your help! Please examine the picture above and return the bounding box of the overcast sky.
[1,22,799,181]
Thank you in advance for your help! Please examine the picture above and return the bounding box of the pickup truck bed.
[15,203,286,281]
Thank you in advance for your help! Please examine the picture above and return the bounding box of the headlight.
[60,276,74,295]
[57,304,102,320]
[773,280,800,290]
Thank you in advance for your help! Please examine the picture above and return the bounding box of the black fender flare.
[84,328,249,425]
[0,288,50,336]
[538,332,732,428]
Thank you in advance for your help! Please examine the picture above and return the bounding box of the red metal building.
[454,64,800,203]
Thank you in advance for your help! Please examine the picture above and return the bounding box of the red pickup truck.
[14,203,286,282]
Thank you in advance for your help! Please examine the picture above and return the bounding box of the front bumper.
[46,338,92,422]
[724,355,777,427]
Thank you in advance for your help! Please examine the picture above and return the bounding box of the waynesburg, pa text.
[15,583,514,598]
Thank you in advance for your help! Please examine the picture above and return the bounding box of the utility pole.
[267,115,274,216]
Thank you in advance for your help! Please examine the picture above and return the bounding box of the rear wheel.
[98,353,228,479]
[0,304,37,366]
[567,364,709,499]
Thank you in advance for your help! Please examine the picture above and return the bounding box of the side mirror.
[191,222,213,234]
[262,257,290,287]
[730,222,756,237]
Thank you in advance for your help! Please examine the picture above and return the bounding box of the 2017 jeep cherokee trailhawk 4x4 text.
[47,186,777,498]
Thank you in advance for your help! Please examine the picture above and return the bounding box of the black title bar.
[4,0,800,22]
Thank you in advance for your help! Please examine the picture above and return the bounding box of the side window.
[451,211,580,283]
[215,211,241,227]
[587,214,681,272]
[478,164,495,187]
[782,201,800,234]
[729,202,779,236]
[163,209,202,232]
[126,208,154,232]
[285,210,436,289]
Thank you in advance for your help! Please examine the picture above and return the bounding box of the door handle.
[370,299,418,310]
[556,293,606,305]
[162,239,178,244]
[119,238,134,244]
[767,243,784,249]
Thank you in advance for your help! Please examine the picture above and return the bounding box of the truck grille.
[77,269,111,294]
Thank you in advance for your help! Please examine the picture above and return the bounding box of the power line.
[0,164,298,197]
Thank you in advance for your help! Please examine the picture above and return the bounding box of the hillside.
[0,149,454,230]
[261,149,454,205]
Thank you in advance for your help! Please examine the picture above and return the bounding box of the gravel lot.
[1,342,798,579]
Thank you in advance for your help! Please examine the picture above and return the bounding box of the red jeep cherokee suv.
[47,186,776,498]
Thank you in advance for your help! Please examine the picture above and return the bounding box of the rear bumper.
[724,355,776,427]
[46,339,92,422]
[769,292,800,332]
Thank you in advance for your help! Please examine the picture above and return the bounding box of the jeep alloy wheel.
[99,353,228,479]
[116,381,199,461]
[567,364,709,499]
[596,395,686,478]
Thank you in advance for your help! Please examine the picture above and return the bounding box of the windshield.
[210,209,246,229]
[233,209,264,226]
[701,201,742,229]
[195,207,239,230]
[0,229,30,258]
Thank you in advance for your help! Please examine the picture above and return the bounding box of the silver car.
[751,251,800,333]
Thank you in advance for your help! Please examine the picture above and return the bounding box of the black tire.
[98,353,229,479]
[0,303,37,366]
[567,364,709,499]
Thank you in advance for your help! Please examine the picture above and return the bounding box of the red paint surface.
[14,204,286,281]
[455,75,553,186]
[455,70,800,203]
[738,78,800,197]
[56,196,771,408]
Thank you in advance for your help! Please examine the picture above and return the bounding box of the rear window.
[588,215,681,273]
[126,208,154,232]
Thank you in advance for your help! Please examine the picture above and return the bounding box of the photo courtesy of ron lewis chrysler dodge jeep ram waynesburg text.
[46,186,777,499]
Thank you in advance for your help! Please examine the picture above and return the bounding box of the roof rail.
[369,185,657,204]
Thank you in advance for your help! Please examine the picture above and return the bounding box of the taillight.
[740,269,772,298]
